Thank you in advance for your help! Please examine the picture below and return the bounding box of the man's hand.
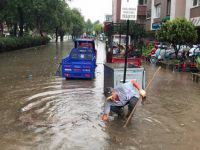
[139,89,146,98]
[101,114,109,121]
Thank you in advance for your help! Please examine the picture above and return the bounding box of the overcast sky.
[69,0,112,23]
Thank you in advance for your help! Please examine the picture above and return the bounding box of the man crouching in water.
[102,79,146,121]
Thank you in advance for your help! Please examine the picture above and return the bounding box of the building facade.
[144,0,200,41]
[187,0,200,31]
[145,0,200,32]
[145,0,186,31]
[187,0,200,41]
[112,0,200,41]
[105,15,113,22]
[112,0,147,25]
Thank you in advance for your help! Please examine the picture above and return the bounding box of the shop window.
[154,4,161,18]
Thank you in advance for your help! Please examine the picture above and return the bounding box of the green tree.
[85,19,93,36]
[156,17,198,58]
[93,21,103,36]
[0,0,85,41]
[70,8,85,39]
[31,0,53,36]
[0,0,6,36]
[196,56,200,71]
[50,1,71,42]
[129,21,146,47]
[115,21,146,48]
[5,0,34,37]
[58,7,71,42]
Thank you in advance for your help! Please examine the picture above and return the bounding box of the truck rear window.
[71,52,93,60]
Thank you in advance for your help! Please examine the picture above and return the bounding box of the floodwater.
[0,41,199,150]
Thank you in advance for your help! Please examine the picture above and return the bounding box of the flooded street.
[0,41,200,150]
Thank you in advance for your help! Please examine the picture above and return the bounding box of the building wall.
[146,0,152,10]
[160,0,168,18]
[175,0,186,17]
[112,0,121,23]
[112,0,117,23]
[171,0,186,20]
[154,0,160,5]
[116,0,121,22]
[170,0,176,19]
[145,0,200,42]
[145,19,151,31]
[185,0,200,27]
[185,0,192,19]
[138,5,147,16]
[152,0,168,30]
[147,0,186,30]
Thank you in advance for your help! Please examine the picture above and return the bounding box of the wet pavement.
[0,41,199,150]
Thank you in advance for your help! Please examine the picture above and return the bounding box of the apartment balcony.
[190,6,200,18]
[138,5,147,16]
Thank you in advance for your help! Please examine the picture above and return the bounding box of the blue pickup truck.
[61,39,96,79]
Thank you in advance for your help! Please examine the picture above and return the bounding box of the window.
[193,0,200,6]
[193,0,197,6]
[139,0,147,5]
[154,4,161,18]
[167,0,171,16]
[146,9,151,19]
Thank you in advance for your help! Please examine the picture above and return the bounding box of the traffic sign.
[120,0,138,20]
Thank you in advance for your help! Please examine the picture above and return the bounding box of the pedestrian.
[101,80,146,121]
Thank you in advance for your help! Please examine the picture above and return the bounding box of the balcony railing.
[138,5,147,16]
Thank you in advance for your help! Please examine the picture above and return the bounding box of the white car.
[189,46,200,57]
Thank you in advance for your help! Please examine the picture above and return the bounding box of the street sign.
[120,0,138,20]
[152,22,161,30]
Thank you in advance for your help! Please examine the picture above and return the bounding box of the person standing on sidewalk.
[102,80,146,121]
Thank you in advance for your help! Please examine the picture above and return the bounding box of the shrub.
[196,56,200,71]
[142,43,154,57]
[0,36,50,52]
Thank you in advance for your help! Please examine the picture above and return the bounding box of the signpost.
[121,0,138,83]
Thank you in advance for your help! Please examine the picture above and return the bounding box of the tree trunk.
[13,23,17,37]
[60,30,64,42]
[0,23,3,36]
[173,44,179,59]
[24,24,28,33]
[55,27,58,42]
[18,7,24,37]
[36,14,43,37]
[40,30,43,37]
[60,35,64,42]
